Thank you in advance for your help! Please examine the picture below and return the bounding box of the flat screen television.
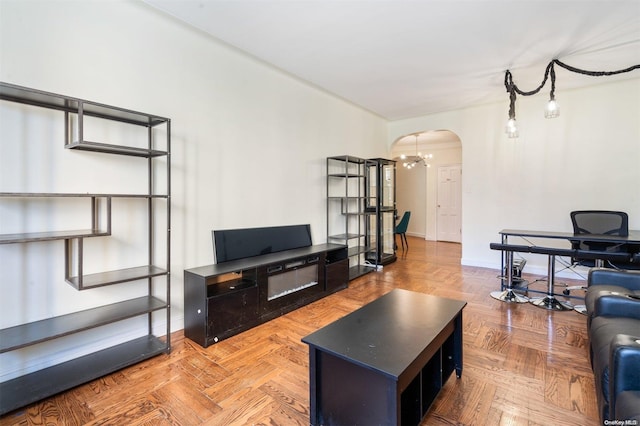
[213,224,312,263]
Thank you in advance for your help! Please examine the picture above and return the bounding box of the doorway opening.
[391,130,462,243]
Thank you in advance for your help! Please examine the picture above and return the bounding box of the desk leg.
[500,234,507,290]
[454,312,463,378]
[530,254,573,311]
[491,249,529,303]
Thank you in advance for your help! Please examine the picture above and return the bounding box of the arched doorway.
[391,130,462,242]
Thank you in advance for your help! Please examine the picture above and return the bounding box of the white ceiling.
[143,0,640,121]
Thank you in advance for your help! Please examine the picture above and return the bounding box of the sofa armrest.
[589,268,640,290]
[594,294,640,321]
[610,334,640,420]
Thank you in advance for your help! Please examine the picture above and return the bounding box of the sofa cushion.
[615,390,640,421]
[610,335,640,421]
[588,268,640,291]
[589,316,640,421]
[585,285,640,328]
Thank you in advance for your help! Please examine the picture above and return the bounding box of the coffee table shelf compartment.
[401,332,457,425]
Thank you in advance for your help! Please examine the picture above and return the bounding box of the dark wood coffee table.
[302,289,466,426]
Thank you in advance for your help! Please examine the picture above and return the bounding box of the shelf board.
[0,82,168,127]
[0,229,110,244]
[327,155,368,164]
[347,246,372,257]
[0,192,168,198]
[0,335,167,415]
[207,278,257,298]
[0,296,167,353]
[327,196,367,200]
[364,207,395,213]
[327,195,367,201]
[328,173,365,178]
[329,233,364,240]
[65,141,168,158]
[66,265,169,290]
[349,264,375,280]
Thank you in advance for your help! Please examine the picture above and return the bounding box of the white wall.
[2,0,638,383]
[389,78,640,275]
[0,0,388,381]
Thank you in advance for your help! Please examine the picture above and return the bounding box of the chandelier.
[400,134,433,169]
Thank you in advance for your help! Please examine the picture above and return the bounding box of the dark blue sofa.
[585,268,640,423]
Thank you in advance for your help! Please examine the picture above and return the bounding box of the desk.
[499,229,640,269]
[500,229,640,245]
[302,289,466,426]
[496,229,640,310]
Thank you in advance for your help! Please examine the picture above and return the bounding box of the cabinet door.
[380,211,395,261]
[325,259,349,292]
[381,162,395,209]
[207,287,258,339]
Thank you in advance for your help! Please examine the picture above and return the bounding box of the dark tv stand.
[184,226,348,347]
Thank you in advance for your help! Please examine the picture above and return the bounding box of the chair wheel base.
[490,290,529,303]
[529,296,573,311]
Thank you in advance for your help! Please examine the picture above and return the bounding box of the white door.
[436,165,462,243]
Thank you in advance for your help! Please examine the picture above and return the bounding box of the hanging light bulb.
[505,82,519,138]
[545,98,559,118]
[505,118,519,138]
[545,64,559,118]
[504,70,519,138]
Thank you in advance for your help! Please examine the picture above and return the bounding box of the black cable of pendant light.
[505,59,640,97]
[503,59,640,137]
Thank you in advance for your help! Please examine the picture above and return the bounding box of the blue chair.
[394,211,411,251]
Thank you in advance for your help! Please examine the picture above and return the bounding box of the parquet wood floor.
[0,238,599,425]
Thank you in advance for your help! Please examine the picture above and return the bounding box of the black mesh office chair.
[570,210,629,267]
[565,211,632,312]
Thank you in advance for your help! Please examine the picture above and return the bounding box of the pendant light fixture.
[504,59,639,138]
[400,134,433,169]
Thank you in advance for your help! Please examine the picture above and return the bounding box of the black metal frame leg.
[491,250,528,303]
[530,254,573,311]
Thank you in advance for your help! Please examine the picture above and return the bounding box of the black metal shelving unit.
[365,158,397,265]
[326,155,377,279]
[0,82,171,415]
